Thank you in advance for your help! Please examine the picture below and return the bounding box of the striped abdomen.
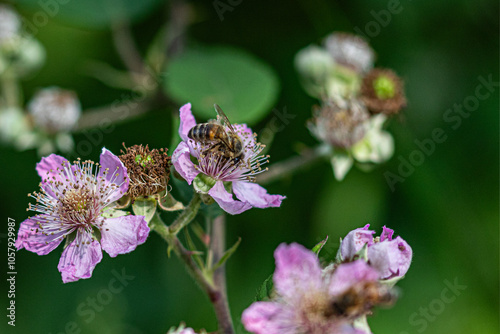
[188,123,229,145]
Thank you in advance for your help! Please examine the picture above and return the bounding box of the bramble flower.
[361,68,406,115]
[167,324,197,334]
[15,148,149,283]
[324,32,375,74]
[119,144,171,199]
[28,87,81,133]
[172,103,285,215]
[339,225,413,280]
[242,243,394,334]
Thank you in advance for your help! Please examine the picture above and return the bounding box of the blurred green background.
[1,0,498,333]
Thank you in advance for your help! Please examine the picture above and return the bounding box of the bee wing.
[214,104,236,133]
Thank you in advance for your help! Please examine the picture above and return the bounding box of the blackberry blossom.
[15,148,149,283]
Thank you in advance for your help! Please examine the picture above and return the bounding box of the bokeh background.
[1,0,498,333]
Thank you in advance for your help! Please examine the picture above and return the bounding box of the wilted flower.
[340,225,413,280]
[242,243,394,334]
[308,98,369,149]
[15,148,149,283]
[172,103,285,215]
[0,5,21,47]
[28,87,81,133]
[324,33,375,74]
[361,68,406,115]
[119,144,171,199]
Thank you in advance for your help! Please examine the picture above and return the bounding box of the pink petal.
[100,215,149,258]
[208,181,253,215]
[36,154,69,197]
[233,181,285,209]
[179,103,197,141]
[273,243,323,302]
[58,229,103,283]
[242,301,297,334]
[99,148,129,203]
[368,236,412,279]
[172,141,200,184]
[340,224,375,260]
[329,260,379,296]
[380,225,394,241]
[15,218,68,255]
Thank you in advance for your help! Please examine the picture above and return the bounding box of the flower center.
[61,187,92,214]
[373,75,396,99]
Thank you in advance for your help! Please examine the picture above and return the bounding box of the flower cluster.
[172,103,285,215]
[16,148,149,283]
[242,226,412,334]
[296,32,406,180]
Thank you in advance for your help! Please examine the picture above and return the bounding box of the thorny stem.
[209,215,235,334]
[256,144,330,184]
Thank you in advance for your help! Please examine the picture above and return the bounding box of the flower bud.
[361,68,406,115]
[0,5,21,48]
[28,87,81,133]
[295,45,335,97]
[324,32,375,73]
[340,225,412,280]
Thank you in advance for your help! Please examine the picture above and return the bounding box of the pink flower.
[242,243,387,334]
[340,225,412,279]
[16,148,149,283]
[172,103,285,215]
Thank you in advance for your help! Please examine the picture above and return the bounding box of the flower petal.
[208,181,252,215]
[233,181,285,209]
[36,153,69,197]
[380,225,394,242]
[15,217,67,255]
[100,215,149,258]
[58,229,103,283]
[242,301,297,334]
[172,141,200,185]
[340,224,375,260]
[329,260,379,296]
[273,243,323,302]
[179,103,197,141]
[99,147,129,203]
[368,236,412,279]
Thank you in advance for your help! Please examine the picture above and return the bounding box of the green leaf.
[312,236,328,256]
[164,46,280,124]
[132,197,157,223]
[16,0,163,29]
[255,274,274,301]
[212,237,241,272]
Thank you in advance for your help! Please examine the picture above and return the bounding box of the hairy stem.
[210,215,235,334]
[256,144,330,184]
[168,192,201,234]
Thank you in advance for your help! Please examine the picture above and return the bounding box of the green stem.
[168,192,201,234]
[1,69,22,108]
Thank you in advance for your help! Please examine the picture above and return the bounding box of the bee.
[188,104,244,164]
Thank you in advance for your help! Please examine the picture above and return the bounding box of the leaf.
[212,237,241,272]
[164,46,280,124]
[16,0,164,29]
[132,197,157,223]
[255,274,274,301]
[312,236,328,256]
